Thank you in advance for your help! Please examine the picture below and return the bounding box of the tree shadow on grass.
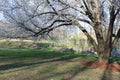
[41,66,88,80]
[0,56,75,72]
[64,63,91,80]
[63,61,120,80]
[101,64,120,80]
[80,61,120,80]
[1,53,119,80]
[39,61,94,80]
[101,70,113,80]
[101,64,113,80]
[0,56,91,80]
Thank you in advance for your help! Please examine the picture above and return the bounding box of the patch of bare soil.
[80,61,120,72]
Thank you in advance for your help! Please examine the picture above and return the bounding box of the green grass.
[38,43,52,48]
[110,57,120,63]
[0,48,97,62]
[0,49,71,60]
[0,48,120,80]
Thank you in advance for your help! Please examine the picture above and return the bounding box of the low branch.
[60,13,92,26]
[73,20,98,51]
[34,22,72,37]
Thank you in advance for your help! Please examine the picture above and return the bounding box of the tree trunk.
[97,45,111,63]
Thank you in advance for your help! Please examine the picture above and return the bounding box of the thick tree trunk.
[97,44,111,63]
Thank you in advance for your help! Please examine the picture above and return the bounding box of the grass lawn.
[0,48,120,80]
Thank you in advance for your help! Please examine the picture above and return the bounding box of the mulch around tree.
[80,61,120,72]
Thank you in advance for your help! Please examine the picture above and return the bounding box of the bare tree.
[1,0,120,63]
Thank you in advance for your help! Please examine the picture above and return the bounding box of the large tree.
[1,0,120,63]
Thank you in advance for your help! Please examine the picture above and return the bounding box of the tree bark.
[97,43,111,63]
